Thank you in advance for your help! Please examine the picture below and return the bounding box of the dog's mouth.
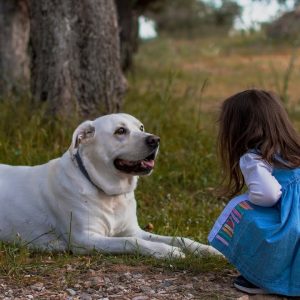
[114,151,156,175]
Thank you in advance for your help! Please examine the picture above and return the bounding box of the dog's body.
[0,114,219,258]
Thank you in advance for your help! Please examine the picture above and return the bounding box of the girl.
[208,89,300,296]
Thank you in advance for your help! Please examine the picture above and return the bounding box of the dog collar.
[74,151,103,192]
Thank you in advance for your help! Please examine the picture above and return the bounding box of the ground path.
[0,263,291,299]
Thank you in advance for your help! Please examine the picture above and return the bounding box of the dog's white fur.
[0,113,219,258]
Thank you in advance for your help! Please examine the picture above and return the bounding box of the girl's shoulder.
[240,150,261,160]
[240,151,300,184]
[239,151,272,173]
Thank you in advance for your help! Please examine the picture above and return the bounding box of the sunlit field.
[1,33,300,279]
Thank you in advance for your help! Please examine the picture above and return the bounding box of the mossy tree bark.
[29,0,127,118]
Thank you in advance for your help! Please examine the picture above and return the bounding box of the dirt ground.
[0,264,292,300]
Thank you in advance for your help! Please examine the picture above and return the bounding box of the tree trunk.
[115,0,139,72]
[29,0,127,118]
[0,0,30,97]
[115,0,157,72]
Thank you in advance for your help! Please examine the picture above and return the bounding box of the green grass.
[1,33,299,278]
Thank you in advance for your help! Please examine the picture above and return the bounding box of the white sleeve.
[239,152,282,207]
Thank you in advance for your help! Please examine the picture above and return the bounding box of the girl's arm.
[239,152,282,207]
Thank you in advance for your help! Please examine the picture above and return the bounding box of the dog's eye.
[115,127,127,135]
[140,125,144,132]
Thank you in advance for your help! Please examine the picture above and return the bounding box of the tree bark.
[115,0,158,72]
[29,0,127,118]
[115,0,139,72]
[0,0,30,97]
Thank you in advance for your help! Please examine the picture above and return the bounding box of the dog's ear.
[70,121,95,154]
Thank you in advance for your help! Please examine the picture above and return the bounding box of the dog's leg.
[71,235,185,258]
[135,229,222,256]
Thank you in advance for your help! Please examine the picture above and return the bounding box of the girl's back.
[209,89,300,296]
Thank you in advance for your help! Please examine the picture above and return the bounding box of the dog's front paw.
[168,246,186,259]
[191,243,223,257]
[178,238,223,257]
[151,245,185,259]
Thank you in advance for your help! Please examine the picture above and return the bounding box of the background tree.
[115,0,160,72]
[0,0,154,116]
[0,0,30,98]
[266,5,300,40]
[146,0,241,38]
[29,0,127,118]
[0,0,243,111]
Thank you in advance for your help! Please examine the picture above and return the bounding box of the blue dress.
[208,167,300,296]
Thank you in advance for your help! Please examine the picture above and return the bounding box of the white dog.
[0,113,219,258]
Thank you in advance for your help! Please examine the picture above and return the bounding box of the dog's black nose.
[146,135,160,147]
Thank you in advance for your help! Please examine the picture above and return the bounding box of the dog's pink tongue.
[142,160,155,168]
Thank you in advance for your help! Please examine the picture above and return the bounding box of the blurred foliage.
[266,6,300,41]
[144,0,241,37]
[277,0,300,6]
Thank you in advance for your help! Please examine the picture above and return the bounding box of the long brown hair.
[218,89,300,198]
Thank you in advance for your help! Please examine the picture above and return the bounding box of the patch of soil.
[0,263,291,299]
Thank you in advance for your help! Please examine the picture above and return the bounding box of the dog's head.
[69,113,159,195]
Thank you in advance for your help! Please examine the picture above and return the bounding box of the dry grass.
[130,35,300,113]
